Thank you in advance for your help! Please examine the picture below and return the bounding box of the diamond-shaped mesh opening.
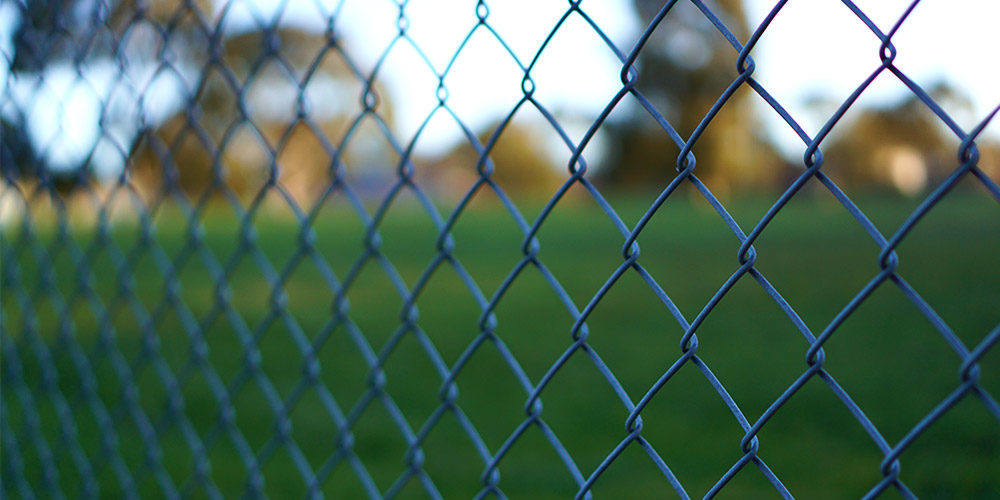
[437,28,524,130]
[895,395,1000,498]
[744,0,890,140]
[339,261,405,350]
[756,376,886,498]
[477,0,565,65]
[745,184,880,331]
[374,188,443,286]
[448,331,527,452]
[630,0,746,138]
[379,329,448,431]
[580,266,684,400]
[528,183,628,304]
[338,116,402,202]
[408,265,481,365]
[488,422,584,499]
[487,265,577,385]
[418,408,491,499]
[585,439,682,498]
[538,348,632,477]
[885,1,1000,133]
[823,283,968,442]
[348,397,414,493]
[316,319,375,409]
[444,114,572,199]
[887,180,1000,348]
[822,95,962,200]
[693,276,808,420]
[710,465,788,500]
[281,258,335,335]
[634,360,752,497]
[626,183,743,317]
[529,12,626,123]
[444,188,526,295]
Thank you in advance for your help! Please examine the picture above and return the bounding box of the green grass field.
[2,187,999,499]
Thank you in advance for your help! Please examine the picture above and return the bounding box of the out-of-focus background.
[3,0,998,202]
[1,0,998,498]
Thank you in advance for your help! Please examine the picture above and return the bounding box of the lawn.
[2,184,998,499]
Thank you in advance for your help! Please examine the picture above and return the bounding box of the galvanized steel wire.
[2,0,999,498]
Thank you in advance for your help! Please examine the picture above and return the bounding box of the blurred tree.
[2,0,84,182]
[7,0,92,72]
[1,0,213,186]
[420,120,565,199]
[131,23,396,206]
[0,114,38,181]
[820,81,964,195]
[600,0,782,194]
[3,0,385,208]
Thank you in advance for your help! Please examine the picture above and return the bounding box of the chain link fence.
[2,0,999,498]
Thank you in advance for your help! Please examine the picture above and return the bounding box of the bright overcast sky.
[743,0,1000,155]
[2,0,998,173]
[217,0,1000,157]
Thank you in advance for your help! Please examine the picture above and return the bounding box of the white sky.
[2,0,998,174]
[743,0,1000,155]
[216,0,641,155]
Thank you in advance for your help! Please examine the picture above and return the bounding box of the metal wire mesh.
[2,0,998,498]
